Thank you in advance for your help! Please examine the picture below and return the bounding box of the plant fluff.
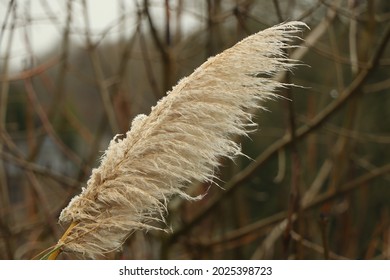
[57,21,306,258]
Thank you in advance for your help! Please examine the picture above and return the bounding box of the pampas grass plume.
[54,21,306,259]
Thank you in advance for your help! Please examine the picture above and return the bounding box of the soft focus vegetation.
[0,0,389,259]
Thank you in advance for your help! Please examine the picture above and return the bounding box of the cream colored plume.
[57,21,306,258]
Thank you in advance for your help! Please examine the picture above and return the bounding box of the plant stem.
[46,222,78,260]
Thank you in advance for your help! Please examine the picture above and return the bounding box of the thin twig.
[23,78,84,167]
[197,163,390,248]
[0,149,78,187]
[0,0,15,48]
[0,0,16,236]
[81,0,119,133]
[291,230,347,260]
[143,0,175,93]
[319,214,330,259]
[0,57,59,82]
[26,0,72,162]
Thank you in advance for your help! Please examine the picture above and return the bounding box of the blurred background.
[0,0,389,259]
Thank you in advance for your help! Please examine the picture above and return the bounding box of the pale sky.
[0,0,202,73]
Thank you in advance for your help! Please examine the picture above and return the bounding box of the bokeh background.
[0,0,389,259]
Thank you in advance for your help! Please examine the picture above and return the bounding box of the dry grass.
[55,22,306,259]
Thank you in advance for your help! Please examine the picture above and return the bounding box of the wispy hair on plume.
[56,21,306,258]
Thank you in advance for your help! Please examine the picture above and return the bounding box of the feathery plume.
[55,21,306,258]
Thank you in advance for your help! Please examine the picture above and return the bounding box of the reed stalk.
[48,21,306,259]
